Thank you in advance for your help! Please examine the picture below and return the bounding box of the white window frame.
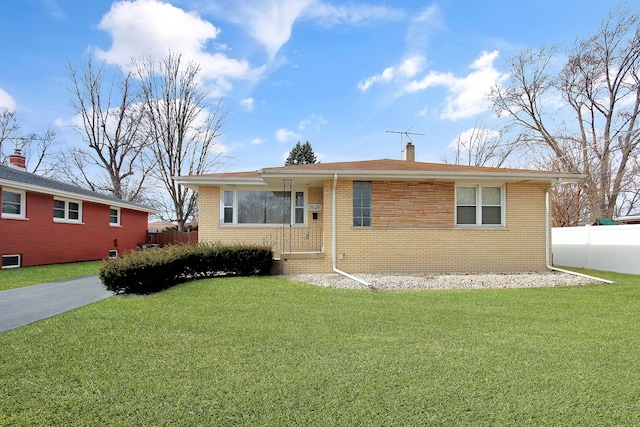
[1,188,26,219]
[53,198,83,223]
[2,254,21,269]
[109,207,121,227]
[455,184,506,227]
[220,188,307,227]
[108,250,118,258]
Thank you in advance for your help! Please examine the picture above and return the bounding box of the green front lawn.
[1,271,639,425]
[0,261,101,291]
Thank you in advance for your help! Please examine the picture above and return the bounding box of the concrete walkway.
[0,275,112,333]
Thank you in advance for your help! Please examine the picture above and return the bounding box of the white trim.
[220,187,307,227]
[109,206,121,226]
[261,169,582,184]
[0,178,156,213]
[455,184,506,228]
[1,187,26,219]
[53,197,83,223]
[2,254,21,269]
[108,250,118,258]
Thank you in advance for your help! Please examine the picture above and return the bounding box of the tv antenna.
[386,127,424,159]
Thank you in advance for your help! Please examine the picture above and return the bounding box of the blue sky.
[0,0,632,173]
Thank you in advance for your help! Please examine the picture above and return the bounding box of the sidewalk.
[0,275,112,333]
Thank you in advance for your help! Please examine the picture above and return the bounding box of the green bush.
[99,243,273,294]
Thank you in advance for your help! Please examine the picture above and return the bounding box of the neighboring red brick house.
[0,155,155,268]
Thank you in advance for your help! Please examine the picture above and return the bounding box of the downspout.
[545,186,614,284]
[332,174,373,288]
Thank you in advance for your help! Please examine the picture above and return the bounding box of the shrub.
[99,242,273,294]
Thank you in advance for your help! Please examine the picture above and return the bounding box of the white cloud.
[449,127,500,150]
[358,55,425,92]
[94,0,264,96]
[275,127,301,143]
[357,4,439,92]
[404,50,508,121]
[405,4,441,54]
[0,88,16,111]
[356,6,506,121]
[210,142,231,155]
[38,0,66,20]
[304,3,405,27]
[250,137,265,145]
[206,0,404,59]
[298,113,327,130]
[240,97,255,112]
[237,0,315,59]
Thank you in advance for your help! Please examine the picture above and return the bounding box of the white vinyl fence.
[552,224,640,275]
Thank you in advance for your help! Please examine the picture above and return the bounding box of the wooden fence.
[148,230,199,247]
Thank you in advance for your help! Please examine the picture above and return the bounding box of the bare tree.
[0,108,19,154]
[135,52,227,231]
[0,108,58,175]
[489,5,640,224]
[442,121,518,167]
[63,56,151,201]
[17,130,58,175]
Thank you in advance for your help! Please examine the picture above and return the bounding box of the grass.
[0,261,101,291]
[1,270,639,425]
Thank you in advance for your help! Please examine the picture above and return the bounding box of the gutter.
[332,174,373,289]
[262,170,582,184]
[545,187,614,284]
[0,179,157,213]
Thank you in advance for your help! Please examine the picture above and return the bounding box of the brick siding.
[1,188,148,267]
[197,179,550,274]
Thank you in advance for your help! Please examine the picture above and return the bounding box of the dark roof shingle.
[0,164,153,212]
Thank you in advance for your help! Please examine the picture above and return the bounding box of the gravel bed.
[281,271,604,290]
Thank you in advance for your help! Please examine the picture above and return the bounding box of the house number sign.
[308,204,323,212]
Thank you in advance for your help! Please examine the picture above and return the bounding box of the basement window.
[2,254,21,269]
[108,250,118,258]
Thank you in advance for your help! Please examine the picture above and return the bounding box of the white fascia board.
[260,170,583,183]
[0,179,157,213]
[173,176,266,189]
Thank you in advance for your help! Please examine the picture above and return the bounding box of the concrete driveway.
[0,275,112,333]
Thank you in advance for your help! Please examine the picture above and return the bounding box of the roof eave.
[260,169,584,183]
[173,176,267,190]
[0,178,157,213]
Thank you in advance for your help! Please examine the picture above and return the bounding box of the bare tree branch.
[489,5,640,224]
[63,55,152,201]
[135,52,227,231]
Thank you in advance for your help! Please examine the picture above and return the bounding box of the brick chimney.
[9,149,26,170]
[403,141,415,162]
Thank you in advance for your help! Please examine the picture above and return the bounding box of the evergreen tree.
[285,140,317,165]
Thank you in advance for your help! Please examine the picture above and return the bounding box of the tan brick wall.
[197,179,550,274]
[333,180,549,273]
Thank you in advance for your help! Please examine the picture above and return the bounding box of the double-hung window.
[53,198,82,223]
[456,185,504,226]
[353,181,372,227]
[110,207,121,226]
[1,188,25,219]
[222,189,305,226]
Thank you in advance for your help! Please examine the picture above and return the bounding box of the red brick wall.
[1,189,149,267]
